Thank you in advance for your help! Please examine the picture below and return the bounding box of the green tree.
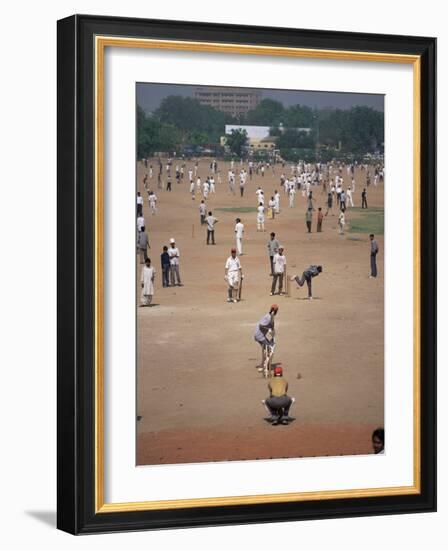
[245,99,284,125]
[226,128,248,156]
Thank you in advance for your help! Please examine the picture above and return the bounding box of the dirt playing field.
[136,159,384,465]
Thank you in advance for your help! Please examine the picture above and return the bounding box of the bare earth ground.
[136,159,384,465]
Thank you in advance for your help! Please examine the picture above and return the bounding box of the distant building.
[222,124,311,154]
[194,87,261,118]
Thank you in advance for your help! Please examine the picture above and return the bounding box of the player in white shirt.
[148,191,157,215]
[234,218,244,255]
[274,191,280,214]
[225,248,243,303]
[196,177,202,194]
[346,187,354,207]
[137,214,145,233]
[203,179,210,199]
[271,246,287,296]
[189,178,196,200]
[188,169,193,183]
[289,186,296,208]
[228,170,235,195]
[168,238,182,286]
[255,187,264,203]
[136,192,144,216]
[257,203,265,232]
[209,176,216,194]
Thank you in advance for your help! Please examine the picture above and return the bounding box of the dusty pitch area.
[136,159,384,465]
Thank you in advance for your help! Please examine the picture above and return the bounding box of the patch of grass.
[215,207,258,213]
[348,207,384,235]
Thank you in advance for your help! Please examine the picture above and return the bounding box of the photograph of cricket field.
[136,84,385,465]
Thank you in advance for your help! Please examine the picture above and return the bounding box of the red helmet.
[274,366,283,376]
[270,304,279,313]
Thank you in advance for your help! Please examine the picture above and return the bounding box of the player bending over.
[290,265,322,299]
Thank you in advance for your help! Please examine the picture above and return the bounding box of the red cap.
[270,304,279,312]
[274,366,283,376]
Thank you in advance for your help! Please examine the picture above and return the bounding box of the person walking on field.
[205,211,218,245]
[254,304,279,375]
[148,190,157,215]
[271,246,286,296]
[137,226,150,264]
[289,185,296,208]
[326,191,334,216]
[137,213,145,233]
[362,188,368,209]
[235,218,244,255]
[305,208,313,233]
[140,258,155,307]
[347,186,354,207]
[257,202,265,232]
[137,192,143,217]
[338,211,345,234]
[160,245,170,287]
[199,200,206,225]
[168,238,183,286]
[369,233,379,278]
[317,207,324,232]
[290,265,323,299]
[267,232,280,276]
[262,365,295,425]
[225,248,243,303]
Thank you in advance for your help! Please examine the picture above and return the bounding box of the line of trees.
[137,96,384,159]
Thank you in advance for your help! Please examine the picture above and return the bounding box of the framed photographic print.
[57,14,436,534]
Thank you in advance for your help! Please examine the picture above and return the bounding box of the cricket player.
[140,258,155,307]
[262,365,295,425]
[148,191,157,215]
[290,265,323,299]
[225,248,243,303]
[289,185,296,208]
[136,192,143,217]
[271,246,286,296]
[338,211,345,234]
[235,218,244,255]
[168,238,182,286]
[267,232,280,276]
[257,203,265,232]
[199,200,207,225]
[253,304,279,375]
[137,226,150,264]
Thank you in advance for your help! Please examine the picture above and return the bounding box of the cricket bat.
[238,274,243,301]
[284,267,290,297]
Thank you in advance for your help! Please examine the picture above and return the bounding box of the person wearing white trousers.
[235,218,244,255]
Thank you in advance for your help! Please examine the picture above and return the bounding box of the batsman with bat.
[254,304,279,377]
[225,248,243,303]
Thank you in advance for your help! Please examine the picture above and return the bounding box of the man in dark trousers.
[262,365,295,425]
[160,245,171,287]
[290,265,323,299]
[362,187,368,209]
[369,234,379,278]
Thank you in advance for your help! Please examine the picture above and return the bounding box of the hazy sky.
[136,82,384,112]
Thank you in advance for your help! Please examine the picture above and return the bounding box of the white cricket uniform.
[225,256,241,287]
[289,187,296,207]
[149,194,157,214]
[274,193,280,213]
[137,216,145,232]
[235,222,244,255]
[273,253,287,274]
